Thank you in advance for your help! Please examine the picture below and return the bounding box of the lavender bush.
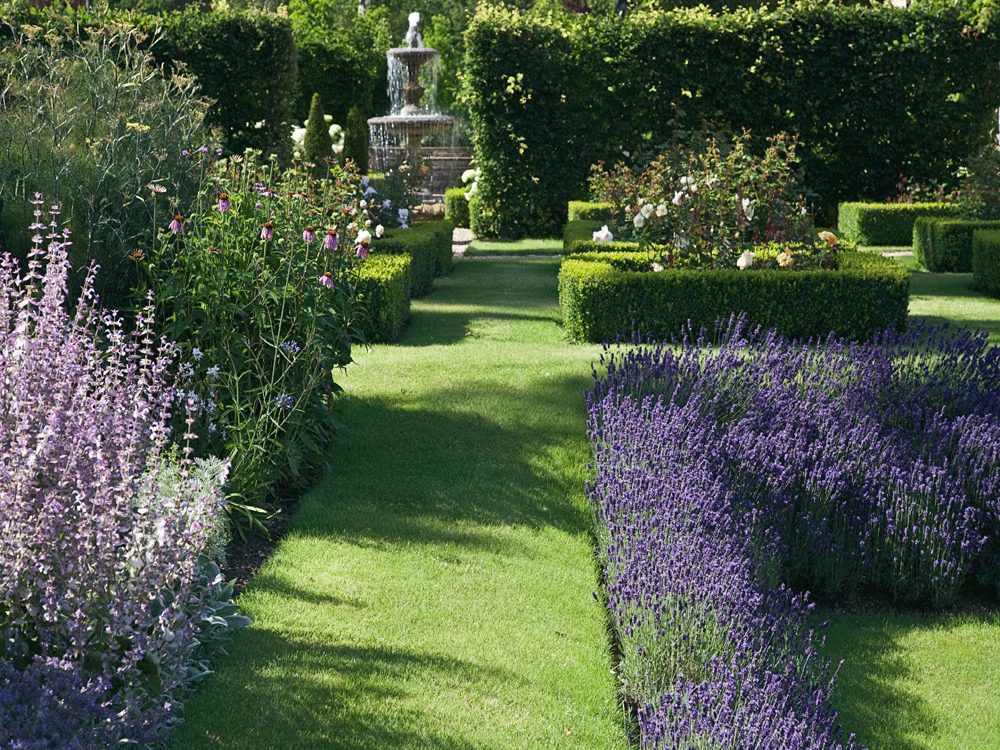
[0,201,245,747]
[587,318,999,748]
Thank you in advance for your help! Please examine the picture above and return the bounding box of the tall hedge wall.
[464,4,1000,237]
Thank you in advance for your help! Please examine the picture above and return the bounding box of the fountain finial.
[405,12,422,48]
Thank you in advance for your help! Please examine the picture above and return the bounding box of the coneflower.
[217,193,232,213]
[260,221,274,242]
[302,226,316,243]
[169,215,184,235]
[324,229,339,251]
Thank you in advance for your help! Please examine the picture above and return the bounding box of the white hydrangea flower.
[461,168,478,184]
[592,225,615,244]
[737,250,755,270]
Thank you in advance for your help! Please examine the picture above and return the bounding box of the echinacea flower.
[169,215,184,235]
[319,271,334,288]
[303,226,316,243]
[217,193,231,213]
[260,222,274,242]
[148,183,166,194]
[737,250,755,270]
[324,229,339,251]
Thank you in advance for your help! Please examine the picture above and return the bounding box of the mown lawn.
[465,237,564,256]
[172,256,628,749]
[823,610,1000,750]
[908,268,1000,343]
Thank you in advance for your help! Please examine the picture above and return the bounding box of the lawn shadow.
[819,609,997,750]
[173,627,512,749]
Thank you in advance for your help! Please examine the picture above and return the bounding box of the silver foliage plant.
[0,200,245,748]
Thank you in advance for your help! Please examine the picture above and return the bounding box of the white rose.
[640,203,654,219]
[633,213,646,229]
[656,204,668,217]
[356,229,372,245]
[465,183,478,200]
[741,197,755,222]
[461,168,478,183]
[324,114,333,123]
[680,175,694,186]
[592,225,615,244]
[360,199,367,209]
[737,251,755,270]
[376,224,385,238]
[672,191,686,206]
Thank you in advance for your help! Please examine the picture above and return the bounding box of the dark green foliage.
[558,251,909,343]
[838,202,961,246]
[464,4,1000,237]
[376,220,454,297]
[972,230,1000,297]
[344,105,370,174]
[567,201,613,222]
[295,38,385,128]
[303,92,333,163]
[0,7,298,156]
[958,143,1000,220]
[445,187,471,228]
[914,217,1000,271]
[355,253,412,341]
[151,8,298,157]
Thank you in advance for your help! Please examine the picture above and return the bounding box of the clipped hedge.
[972,229,1000,297]
[559,251,909,343]
[377,220,454,297]
[568,201,613,222]
[295,38,383,128]
[445,187,471,228]
[563,219,642,254]
[150,9,298,156]
[914,217,1000,272]
[838,202,961,246]
[465,4,1000,236]
[355,254,412,342]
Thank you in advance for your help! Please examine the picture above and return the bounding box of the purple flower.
[302,226,316,243]
[318,271,334,289]
[260,221,274,242]
[275,393,294,411]
[217,193,232,213]
[355,244,370,260]
[198,145,209,154]
[181,148,190,158]
[169,214,184,235]
[324,229,339,251]
[280,340,302,354]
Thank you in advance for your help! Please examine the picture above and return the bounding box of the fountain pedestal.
[368,12,456,190]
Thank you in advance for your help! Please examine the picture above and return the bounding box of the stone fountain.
[368,12,456,188]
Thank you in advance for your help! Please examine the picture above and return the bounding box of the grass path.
[173,258,628,749]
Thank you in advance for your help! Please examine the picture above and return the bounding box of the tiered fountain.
[368,12,456,189]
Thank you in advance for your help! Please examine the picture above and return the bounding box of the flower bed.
[586,320,1000,748]
[0,206,245,746]
[558,250,908,342]
[914,216,1000,272]
[837,202,960,246]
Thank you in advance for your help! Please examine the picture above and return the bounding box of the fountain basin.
[387,47,440,66]
[368,113,455,138]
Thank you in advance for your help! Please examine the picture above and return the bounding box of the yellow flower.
[776,249,794,268]
[125,122,151,133]
[818,231,838,246]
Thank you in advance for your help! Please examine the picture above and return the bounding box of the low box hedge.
[972,229,1000,297]
[355,254,411,342]
[558,251,909,343]
[376,220,454,297]
[445,187,471,229]
[838,202,961,246]
[564,219,642,253]
[567,201,613,223]
[913,217,1000,272]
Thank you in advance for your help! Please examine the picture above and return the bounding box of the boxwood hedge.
[355,254,412,342]
[445,187,471,229]
[559,251,909,342]
[464,4,999,237]
[377,220,454,297]
[838,202,961,246]
[972,229,1000,297]
[913,217,1000,272]
[567,201,613,222]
